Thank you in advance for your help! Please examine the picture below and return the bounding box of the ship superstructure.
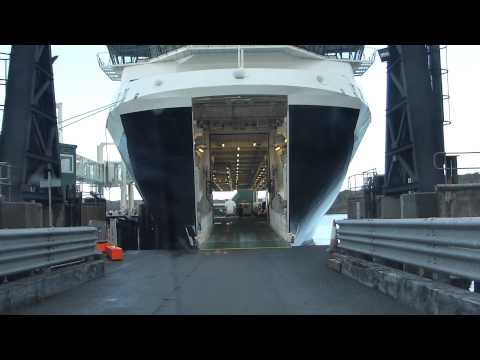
[99,45,375,248]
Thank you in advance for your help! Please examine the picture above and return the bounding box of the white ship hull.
[102,45,372,248]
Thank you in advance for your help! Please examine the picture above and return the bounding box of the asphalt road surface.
[11,246,417,315]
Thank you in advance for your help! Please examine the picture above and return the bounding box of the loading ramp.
[200,217,290,250]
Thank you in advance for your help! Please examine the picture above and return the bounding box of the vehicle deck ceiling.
[194,95,286,192]
[210,133,269,192]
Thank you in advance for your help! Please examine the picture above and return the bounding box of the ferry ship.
[98,45,375,248]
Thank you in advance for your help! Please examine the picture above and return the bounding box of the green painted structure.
[59,143,77,192]
[232,189,254,204]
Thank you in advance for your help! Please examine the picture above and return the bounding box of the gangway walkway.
[10,246,416,315]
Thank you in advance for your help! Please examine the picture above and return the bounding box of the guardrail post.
[432,271,450,283]
[327,220,337,253]
[450,277,472,290]
[372,256,386,265]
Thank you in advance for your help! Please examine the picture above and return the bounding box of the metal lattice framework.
[0,45,62,202]
[383,45,445,195]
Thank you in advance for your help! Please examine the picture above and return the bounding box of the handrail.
[347,168,378,191]
[433,151,480,185]
[433,151,480,171]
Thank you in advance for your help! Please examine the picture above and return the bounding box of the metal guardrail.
[434,151,480,184]
[347,168,378,191]
[434,151,480,171]
[0,227,98,278]
[333,218,480,281]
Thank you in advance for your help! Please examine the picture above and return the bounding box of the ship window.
[61,154,74,174]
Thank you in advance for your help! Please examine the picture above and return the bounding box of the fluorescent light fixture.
[237,153,240,157]
[275,146,281,152]
[237,147,240,151]
[197,148,204,153]
[221,143,225,148]
[253,143,257,147]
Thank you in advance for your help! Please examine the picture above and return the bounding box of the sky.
[1,45,479,200]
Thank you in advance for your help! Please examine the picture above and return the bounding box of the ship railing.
[353,46,376,76]
[0,51,8,86]
[96,52,123,81]
[97,45,377,81]
[296,45,376,76]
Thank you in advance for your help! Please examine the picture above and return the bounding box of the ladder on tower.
[0,51,9,123]
[440,45,452,126]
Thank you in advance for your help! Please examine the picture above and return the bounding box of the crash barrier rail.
[333,218,480,282]
[0,227,98,278]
